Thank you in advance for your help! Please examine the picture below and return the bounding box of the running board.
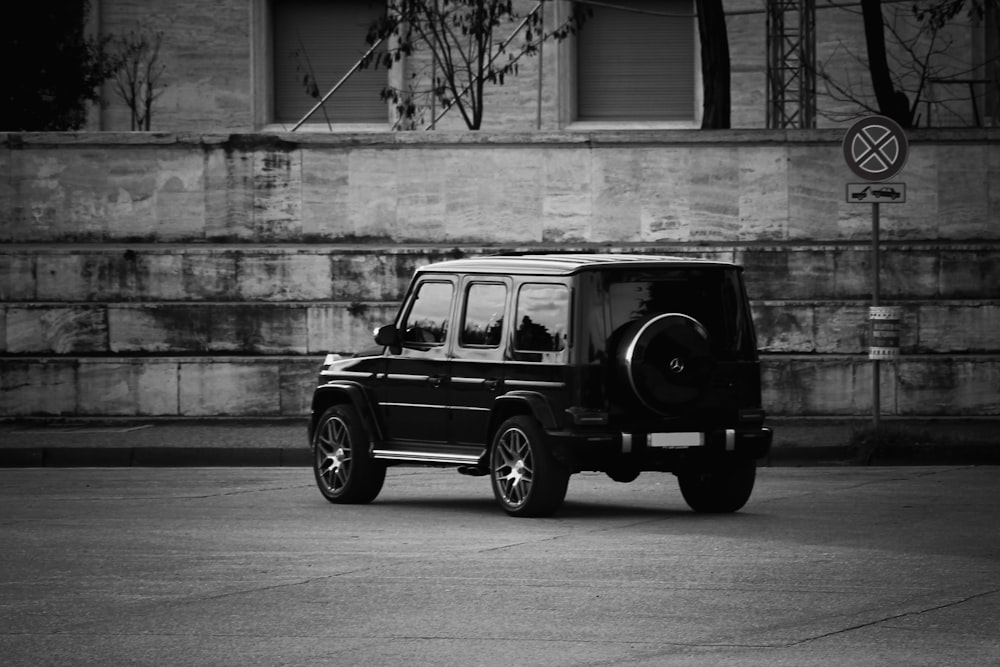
[373,448,485,465]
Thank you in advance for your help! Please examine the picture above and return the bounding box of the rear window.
[515,283,569,353]
[607,269,755,359]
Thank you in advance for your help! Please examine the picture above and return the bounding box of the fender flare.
[310,381,385,445]
[492,391,560,433]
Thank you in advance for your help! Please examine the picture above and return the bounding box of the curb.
[1,444,996,468]
[0,447,312,468]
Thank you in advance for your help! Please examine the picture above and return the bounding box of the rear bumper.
[546,426,773,471]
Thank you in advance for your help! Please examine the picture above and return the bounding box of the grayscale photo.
[1,0,998,664]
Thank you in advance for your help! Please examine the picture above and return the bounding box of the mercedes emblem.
[668,357,685,374]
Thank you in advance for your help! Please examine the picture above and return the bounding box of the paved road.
[1,466,998,666]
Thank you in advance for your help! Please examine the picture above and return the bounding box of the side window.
[460,283,507,348]
[401,281,453,345]
[515,284,570,353]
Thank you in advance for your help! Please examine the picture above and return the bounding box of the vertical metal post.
[872,202,881,428]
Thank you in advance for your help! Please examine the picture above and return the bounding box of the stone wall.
[1,130,998,418]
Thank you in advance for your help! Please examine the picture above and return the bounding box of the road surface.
[1,465,998,666]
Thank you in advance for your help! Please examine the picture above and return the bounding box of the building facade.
[1,0,998,420]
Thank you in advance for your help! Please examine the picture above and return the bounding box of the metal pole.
[291,38,385,132]
[872,201,880,429]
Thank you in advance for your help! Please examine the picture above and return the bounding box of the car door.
[450,277,511,449]
[376,276,456,449]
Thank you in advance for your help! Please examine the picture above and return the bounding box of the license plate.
[649,432,704,448]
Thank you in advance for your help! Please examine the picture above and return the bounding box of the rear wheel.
[677,459,756,513]
[313,404,386,504]
[490,416,569,517]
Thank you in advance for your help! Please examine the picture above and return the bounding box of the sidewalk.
[0,417,996,467]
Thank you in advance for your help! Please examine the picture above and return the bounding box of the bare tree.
[110,25,166,131]
[818,0,997,127]
[361,0,587,130]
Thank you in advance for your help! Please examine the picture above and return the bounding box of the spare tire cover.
[616,313,714,414]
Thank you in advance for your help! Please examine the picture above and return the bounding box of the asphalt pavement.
[1,466,998,666]
[0,417,997,467]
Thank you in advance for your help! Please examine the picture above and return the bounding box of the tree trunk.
[696,0,731,129]
[861,0,912,126]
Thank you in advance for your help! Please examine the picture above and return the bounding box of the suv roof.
[416,253,740,277]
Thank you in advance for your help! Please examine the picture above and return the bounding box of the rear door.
[450,277,511,449]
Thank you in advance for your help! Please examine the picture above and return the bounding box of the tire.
[677,459,756,513]
[489,416,570,518]
[312,404,386,504]
[616,313,714,414]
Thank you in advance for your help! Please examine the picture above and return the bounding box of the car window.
[607,269,753,359]
[514,283,569,353]
[460,282,507,348]
[401,280,453,345]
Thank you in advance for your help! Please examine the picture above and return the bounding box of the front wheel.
[677,459,756,513]
[312,404,386,504]
[489,416,570,517]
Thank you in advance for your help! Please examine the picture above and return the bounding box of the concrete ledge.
[0,447,310,467]
[0,418,994,468]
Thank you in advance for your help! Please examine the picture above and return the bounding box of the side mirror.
[373,324,402,355]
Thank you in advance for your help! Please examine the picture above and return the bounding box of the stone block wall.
[1,130,998,419]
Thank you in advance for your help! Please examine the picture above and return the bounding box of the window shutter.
[273,0,387,124]
[577,0,696,121]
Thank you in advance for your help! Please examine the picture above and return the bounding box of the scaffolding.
[766,0,817,129]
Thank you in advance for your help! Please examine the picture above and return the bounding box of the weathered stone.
[917,303,1000,353]
[280,358,319,416]
[813,304,869,354]
[940,248,1000,299]
[178,361,281,416]
[0,360,77,416]
[937,144,994,239]
[753,303,817,353]
[541,148,592,242]
[738,147,788,241]
[897,360,1000,416]
[306,304,398,355]
[253,148,302,239]
[6,306,108,354]
[108,304,309,354]
[0,254,35,301]
[761,357,867,415]
[237,253,332,301]
[2,133,998,418]
[35,251,186,302]
[301,151,352,239]
[787,145,847,241]
[77,360,179,416]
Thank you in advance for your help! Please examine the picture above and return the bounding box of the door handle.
[428,375,445,388]
[484,379,502,392]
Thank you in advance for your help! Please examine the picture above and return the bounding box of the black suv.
[309,254,772,517]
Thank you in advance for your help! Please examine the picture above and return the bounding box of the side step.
[373,445,486,467]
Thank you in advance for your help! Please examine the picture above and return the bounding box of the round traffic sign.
[842,115,909,182]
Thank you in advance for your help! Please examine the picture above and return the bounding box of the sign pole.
[843,115,908,431]
[872,201,880,429]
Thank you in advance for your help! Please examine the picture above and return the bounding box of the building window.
[271,0,387,125]
[576,0,697,123]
